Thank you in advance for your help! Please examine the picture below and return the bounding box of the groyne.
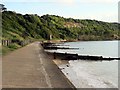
[42,42,120,61]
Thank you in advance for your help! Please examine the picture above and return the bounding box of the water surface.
[57,41,118,88]
[58,40,118,58]
[59,60,118,88]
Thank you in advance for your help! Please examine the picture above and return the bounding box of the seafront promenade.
[2,42,75,89]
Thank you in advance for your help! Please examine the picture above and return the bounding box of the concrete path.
[2,42,75,89]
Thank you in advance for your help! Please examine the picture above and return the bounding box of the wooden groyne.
[41,42,79,50]
[41,42,120,61]
[44,46,79,50]
[47,52,120,61]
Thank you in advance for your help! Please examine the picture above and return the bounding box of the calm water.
[55,41,118,88]
[58,40,119,58]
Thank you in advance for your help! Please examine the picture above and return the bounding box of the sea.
[47,40,119,88]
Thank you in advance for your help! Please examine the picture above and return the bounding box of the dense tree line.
[2,11,120,41]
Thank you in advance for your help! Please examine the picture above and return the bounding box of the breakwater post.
[41,42,120,61]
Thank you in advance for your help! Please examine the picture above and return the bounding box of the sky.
[1,0,119,22]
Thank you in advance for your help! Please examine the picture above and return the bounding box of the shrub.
[8,43,21,50]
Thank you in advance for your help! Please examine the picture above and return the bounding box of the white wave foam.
[58,60,118,88]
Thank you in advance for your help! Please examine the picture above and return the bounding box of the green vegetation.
[2,43,21,55]
[2,11,120,54]
[8,43,21,49]
[2,11,120,41]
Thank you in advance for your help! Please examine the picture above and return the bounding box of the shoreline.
[42,39,119,43]
[52,58,93,88]
[43,40,119,60]
[43,41,118,88]
[52,58,118,88]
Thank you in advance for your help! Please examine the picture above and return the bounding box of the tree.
[0,4,7,12]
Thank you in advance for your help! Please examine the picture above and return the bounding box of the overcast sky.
[2,0,119,22]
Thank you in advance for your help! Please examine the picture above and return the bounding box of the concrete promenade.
[2,42,75,89]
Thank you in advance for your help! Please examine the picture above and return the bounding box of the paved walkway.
[2,42,75,89]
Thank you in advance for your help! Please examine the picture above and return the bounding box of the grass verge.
[2,43,22,55]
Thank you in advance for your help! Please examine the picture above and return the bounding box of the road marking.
[38,54,52,88]
[36,43,52,88]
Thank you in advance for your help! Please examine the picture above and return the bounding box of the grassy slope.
[2,11,120,54]
[2,11,120,41]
